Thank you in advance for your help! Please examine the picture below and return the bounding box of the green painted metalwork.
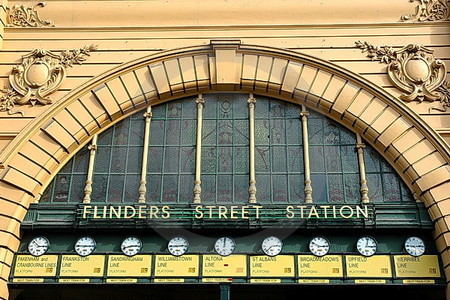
[38,93,422,227]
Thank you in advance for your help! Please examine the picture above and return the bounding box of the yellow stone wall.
[0,0,449,299]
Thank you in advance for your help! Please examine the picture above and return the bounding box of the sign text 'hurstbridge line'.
[79,204,371,220]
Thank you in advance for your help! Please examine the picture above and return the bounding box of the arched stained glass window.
[40,93,415,205]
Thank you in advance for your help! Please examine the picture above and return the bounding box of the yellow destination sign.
[394,255,441,278]
[60,255,105,277]
[13,255,58,277]
[250,255,295,277]
[202,255,247,277]
[298,255,343,278]
[345,255,392,278]
[107,255,151,277]
[154,255,199,277]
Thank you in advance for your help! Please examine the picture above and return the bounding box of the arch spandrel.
[1,41,450,297]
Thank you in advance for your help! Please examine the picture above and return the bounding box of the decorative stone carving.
[6,2,54,27]
[0,45,97,116]
[401,0,450,22]
[355,41,449,108]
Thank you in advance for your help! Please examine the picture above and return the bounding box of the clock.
[405,236,425,257]
[167,237,189,256]
[309,236,330,257]
[356,236,377,257]
[214,237,236,256]
[75,236,96,256]
[261,236,283,256]
[121,237,142,256]
[28,236,50,257]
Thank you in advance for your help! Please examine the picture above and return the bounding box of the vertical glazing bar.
[83,134,98,203]
[138,106,153,203]
[193,94,205,204]
[301,105,313,203]
[248,93,257,203]
[356,134,370,203]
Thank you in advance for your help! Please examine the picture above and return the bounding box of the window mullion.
[356,134,370,203]
[301,105,313,203]
[248,93,257,204]
[193,94,204,204]
[138,106,153,203]
[82,134,98,204]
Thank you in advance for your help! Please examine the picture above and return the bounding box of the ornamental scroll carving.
[355,41,450,112]
[6,2,54,27]
[0,45,97,116]
[401,0,450,22]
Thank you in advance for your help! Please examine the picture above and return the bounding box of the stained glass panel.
[309,111,359,203]
[147,97,196,203]
[39,93,416,209]
[255,97,304,204]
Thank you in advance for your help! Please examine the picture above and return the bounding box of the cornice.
[3,22,450,32]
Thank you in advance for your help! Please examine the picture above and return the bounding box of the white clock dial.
[168,237,189,256]
[75,236,96,256]
[121,237,142,256]
[261,236,283,257]
[405,237,425,257]
[356,236,377,257]
[28,236,50,257]
[309,236,330,257]
[214,237,236,256]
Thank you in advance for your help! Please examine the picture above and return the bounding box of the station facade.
[0,1,449,299]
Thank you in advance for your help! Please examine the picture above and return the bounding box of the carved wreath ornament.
[355,41,450,112]
[0,45,97,116]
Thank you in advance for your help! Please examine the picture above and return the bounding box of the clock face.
[405,237,425,257]
[214,237,236,256]
[75,236,96,256]
[168,237,189,256]
[309,236,330,257]
[28,236,50,257]
[356,236,377,257]
[121,237,142,256]
[261,236,283,257]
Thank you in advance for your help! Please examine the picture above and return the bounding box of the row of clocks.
[27,236,426,258]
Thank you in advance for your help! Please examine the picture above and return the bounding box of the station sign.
[79,204,371,221]
[11,254,442,283]
[60,255,105,277]
[394,255,441,278]
[298,255,343,278]
[107,255,151,277]
[154,255,199,277]
[345,255,392,278]
[250,255,295,277]
[13,255,57,277]
[202,255,247,277]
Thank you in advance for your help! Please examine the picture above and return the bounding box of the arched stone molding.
[1,40,450,299]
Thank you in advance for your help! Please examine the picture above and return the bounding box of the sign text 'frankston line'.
[79,205,370,220]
